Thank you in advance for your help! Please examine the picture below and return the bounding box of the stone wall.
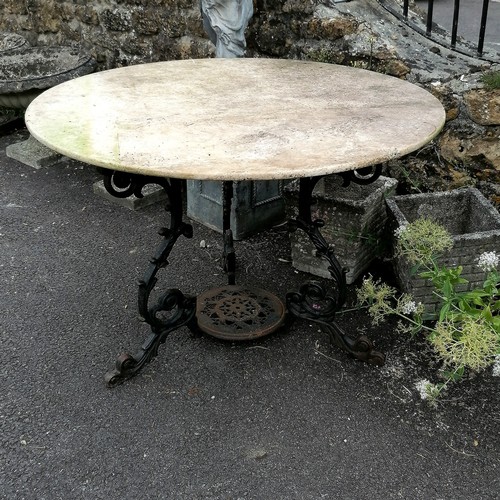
[0,0,498,207]
[0,0,212,67]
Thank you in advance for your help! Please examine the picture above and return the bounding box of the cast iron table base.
[103,167,385,387]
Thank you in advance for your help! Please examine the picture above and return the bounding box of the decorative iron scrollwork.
[287,281,337,323]
[338,164,383,187]
[286,175,385,366]
[138,222,194,327]
[102,172,196,386]
[97,168,170,199]
[289,176,348,308]
[101,165,386,386]
[104,289,196,387]
[286,282,385,366]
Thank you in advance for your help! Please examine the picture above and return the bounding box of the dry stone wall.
[0,0,212,67]
[0,0,498,207]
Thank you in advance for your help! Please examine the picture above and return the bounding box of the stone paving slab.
[0,129,498,499]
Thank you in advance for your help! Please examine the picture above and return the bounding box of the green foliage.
[481,70,500,90]
[357,278,396,325]
[357,217,500,402]
[396,217,453,266]
[430,318,498,371]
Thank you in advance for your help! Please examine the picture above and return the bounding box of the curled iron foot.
[105,291,196,387]
[104,330,164,388]
[348,334,386,366]
[104,353,139,387]
[286,283,385,366]
[323,323,386,366]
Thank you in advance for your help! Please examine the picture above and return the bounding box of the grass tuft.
[480,70,500,90]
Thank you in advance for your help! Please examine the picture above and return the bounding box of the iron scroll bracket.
[338,164,383,187]
[285,171,385,366]
[100,171,197,386]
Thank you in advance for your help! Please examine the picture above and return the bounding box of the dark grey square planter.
[386,187,500,318]
[284,175,398,284]
[186,180,285,240]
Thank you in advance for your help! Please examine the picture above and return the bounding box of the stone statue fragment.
[200,0,254,57]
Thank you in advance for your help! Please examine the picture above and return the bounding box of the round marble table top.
[26,58,445,181]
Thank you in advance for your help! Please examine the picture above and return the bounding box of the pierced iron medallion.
[197,286,285,341]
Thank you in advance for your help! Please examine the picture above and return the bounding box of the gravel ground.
[1,129,499,499]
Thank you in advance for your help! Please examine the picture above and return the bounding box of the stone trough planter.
[0,33,30,134]
[284,175,398,284]
[0,45,95,108]
[0,45,95,168]
[386,187,500,318]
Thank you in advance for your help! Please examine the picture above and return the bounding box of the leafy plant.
[358,217,500,402]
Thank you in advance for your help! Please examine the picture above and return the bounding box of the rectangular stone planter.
[386,187,500,318]
[284,175,398,284]
[187,180,285,240]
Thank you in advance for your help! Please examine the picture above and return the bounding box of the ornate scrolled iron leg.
[286,174,385,366]
[101,172,197,386]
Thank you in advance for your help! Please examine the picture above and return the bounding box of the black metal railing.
[378,0,496,60]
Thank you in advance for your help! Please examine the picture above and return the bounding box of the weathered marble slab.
[26,58,445,181]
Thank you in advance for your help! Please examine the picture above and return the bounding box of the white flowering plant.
[357,217,500,402]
